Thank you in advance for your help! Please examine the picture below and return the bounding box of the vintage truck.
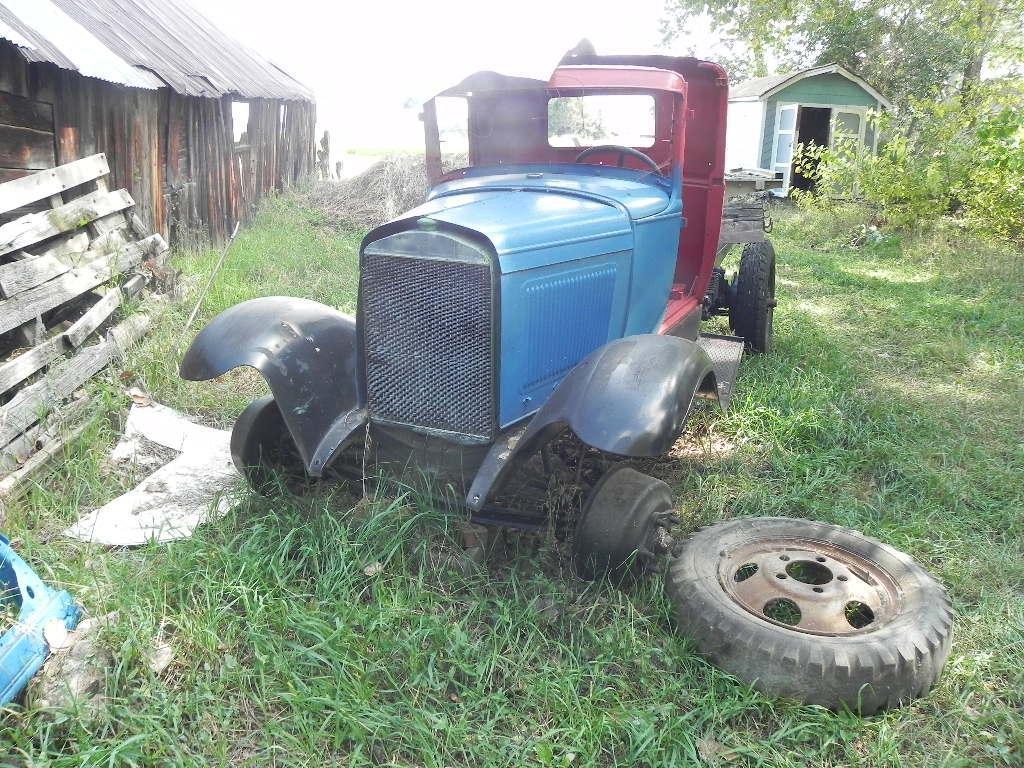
[180,49,951,714]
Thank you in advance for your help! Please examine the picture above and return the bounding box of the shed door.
[772,104,798,193]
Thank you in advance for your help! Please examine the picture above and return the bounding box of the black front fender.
[466,334,718,512]
[180,297,365,476]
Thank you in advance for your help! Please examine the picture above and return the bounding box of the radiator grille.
[361,253,494,438]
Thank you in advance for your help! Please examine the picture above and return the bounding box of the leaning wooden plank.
[31,230,91,264]
[0,344,108,448]
[0,234,159,335]
[0,313,150,448]
[107,312,151,355]
[65,273,148,349]
[64,288,124,348]
[0,252,70,297]
[0,188,134,258]
[0,419,90,508]
[90,222,127,253]
[129,213,148,239]
[0,275,147,395]
[0,334,63,396]
[0,395,89,475]
[0,155,109,216]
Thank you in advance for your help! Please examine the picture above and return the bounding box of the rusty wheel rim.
[718,537,902,636]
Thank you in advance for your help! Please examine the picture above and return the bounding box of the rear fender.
[179,297,365,476]
[466,334,718,512]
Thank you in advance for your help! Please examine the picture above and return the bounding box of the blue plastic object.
[0,534,81,706]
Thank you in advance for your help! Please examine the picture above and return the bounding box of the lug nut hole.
[763,598,801,626]
[845,601,875,628]
[734,563,758,582]
[786,560,833,585]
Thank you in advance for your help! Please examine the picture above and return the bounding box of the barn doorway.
[791,106,830,192]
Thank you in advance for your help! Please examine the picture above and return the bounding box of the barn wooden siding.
[0,40,316,245]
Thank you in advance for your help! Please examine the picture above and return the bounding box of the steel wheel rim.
[718,537,902,636]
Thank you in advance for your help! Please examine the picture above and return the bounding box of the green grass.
[1,195,1021,766]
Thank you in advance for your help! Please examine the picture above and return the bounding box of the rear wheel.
[729,240,776,353]
[667,517,953,713]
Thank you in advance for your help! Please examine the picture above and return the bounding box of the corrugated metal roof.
[0,0,162,89]
[0,0,313,101]
[50,0,313,101]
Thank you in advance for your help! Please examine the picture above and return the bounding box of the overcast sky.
[199,0,715,153]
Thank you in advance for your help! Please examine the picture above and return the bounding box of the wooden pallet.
[0,154,166,511]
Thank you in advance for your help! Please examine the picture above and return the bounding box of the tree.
[661,0,1024,106]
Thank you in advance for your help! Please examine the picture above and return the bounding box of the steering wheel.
[575,145,661,174]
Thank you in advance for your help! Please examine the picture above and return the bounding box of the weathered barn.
[725,64,890,194]
[0,0,316,244]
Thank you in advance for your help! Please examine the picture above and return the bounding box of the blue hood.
[431,164,674,219]
[384,164,675,273]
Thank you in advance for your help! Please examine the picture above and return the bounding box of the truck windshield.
[547,94,655,148]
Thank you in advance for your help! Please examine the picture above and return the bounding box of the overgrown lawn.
[1,196,1021,767]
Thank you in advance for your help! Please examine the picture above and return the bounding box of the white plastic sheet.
[64,402,239,546]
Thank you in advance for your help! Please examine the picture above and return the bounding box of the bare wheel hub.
[718,537,901,635]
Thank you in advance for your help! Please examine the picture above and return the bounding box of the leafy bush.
[966,109,1024,243]
[795,84,1024,246]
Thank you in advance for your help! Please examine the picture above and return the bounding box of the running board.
[697,333,745,410]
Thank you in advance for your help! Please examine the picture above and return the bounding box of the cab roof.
[435,65,686,98]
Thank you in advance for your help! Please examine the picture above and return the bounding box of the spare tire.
[667,517,952,714]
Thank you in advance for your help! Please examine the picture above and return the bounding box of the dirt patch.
[668,432,741,461]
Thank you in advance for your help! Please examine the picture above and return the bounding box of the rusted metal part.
[718,537,901,636]
[573,466,677,581]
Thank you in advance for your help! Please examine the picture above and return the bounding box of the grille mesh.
[361,253,494,438]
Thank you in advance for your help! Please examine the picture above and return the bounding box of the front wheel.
[573,466,678,582]
[667,517,953,714]
[729,240,776,353]
[231,396,308,495]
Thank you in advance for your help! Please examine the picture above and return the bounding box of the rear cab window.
[547,94,656,148]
